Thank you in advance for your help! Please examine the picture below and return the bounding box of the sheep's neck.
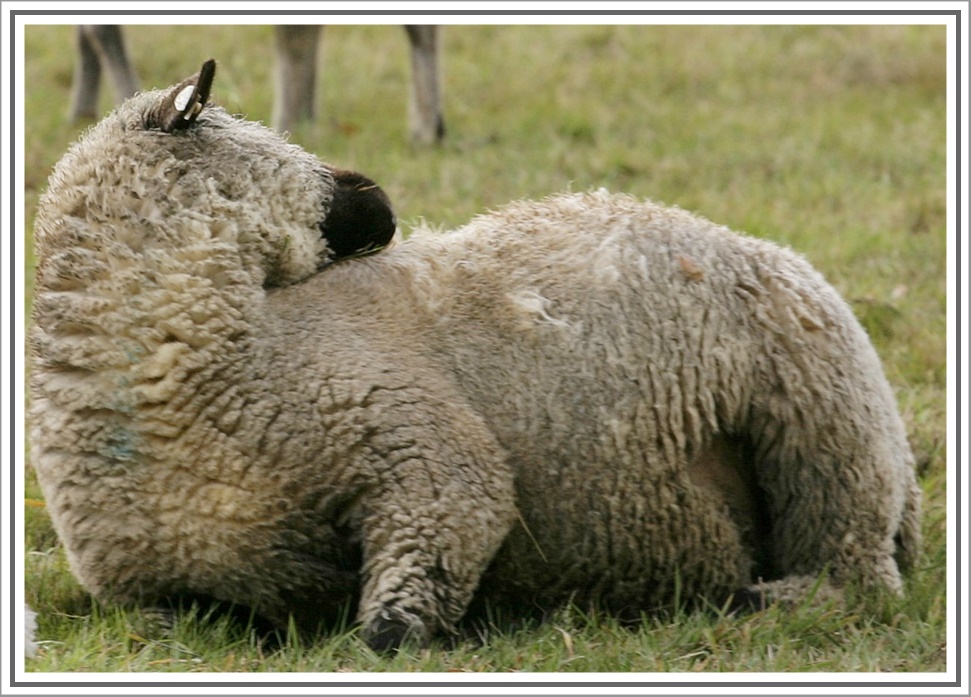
[31,229,264,447]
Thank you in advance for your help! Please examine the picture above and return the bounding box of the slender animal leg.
[273,25,321,132]
[96,26,139,104]
[70,26,138,121]
[70,25,138,122]
[70,26,103,121]
[405,25,445,144]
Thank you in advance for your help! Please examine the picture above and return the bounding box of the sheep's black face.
[318,170,397,266]
[130,59,397,283]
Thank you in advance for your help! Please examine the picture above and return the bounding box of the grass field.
[20,23,949,676]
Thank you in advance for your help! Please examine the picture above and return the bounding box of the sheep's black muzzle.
[318,170,397,264]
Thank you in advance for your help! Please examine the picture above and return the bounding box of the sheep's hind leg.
[739,362,917,609]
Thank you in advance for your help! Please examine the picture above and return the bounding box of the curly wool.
[30,68,921,650]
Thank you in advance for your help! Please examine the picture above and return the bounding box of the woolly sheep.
[30,62,922,651]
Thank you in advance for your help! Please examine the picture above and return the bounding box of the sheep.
[71,25,444,143]
[29,61,922,652]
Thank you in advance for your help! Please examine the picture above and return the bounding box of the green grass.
[21,24,948,675]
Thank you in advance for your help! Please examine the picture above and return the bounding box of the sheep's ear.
[318,170,397,263]
[144,58,216,133]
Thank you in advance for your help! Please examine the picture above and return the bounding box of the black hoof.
[364,617,421,653]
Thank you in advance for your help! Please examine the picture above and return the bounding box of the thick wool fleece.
[30,72,920,650]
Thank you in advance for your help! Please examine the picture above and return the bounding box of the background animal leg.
[273,25,321,132]
[70,25,138,122]
[405,25,445,144]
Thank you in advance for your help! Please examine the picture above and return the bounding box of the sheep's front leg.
[355,416,516,651]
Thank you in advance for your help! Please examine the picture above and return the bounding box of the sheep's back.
[401,192,767,450]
